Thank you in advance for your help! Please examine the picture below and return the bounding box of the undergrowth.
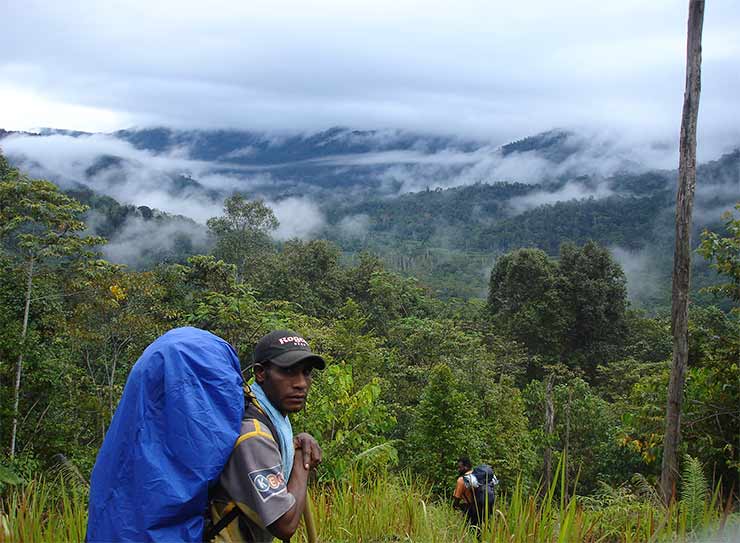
[0,460,737,542]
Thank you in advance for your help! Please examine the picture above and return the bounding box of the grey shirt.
[213,417,296,542]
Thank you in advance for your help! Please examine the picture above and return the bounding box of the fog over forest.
[1,125,737,305]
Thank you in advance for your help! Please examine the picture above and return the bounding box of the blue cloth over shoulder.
[86,327,244,542]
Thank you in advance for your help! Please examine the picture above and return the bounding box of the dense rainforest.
[4,127,737,305]
[0,150,738,540]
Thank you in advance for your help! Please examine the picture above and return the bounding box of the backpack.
[87,327,245,542]
[463,464,499,513]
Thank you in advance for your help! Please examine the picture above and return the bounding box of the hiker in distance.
[86,327,324,543]
[452,456,475,521]
[453,457,498,532]
[208,330,325,542]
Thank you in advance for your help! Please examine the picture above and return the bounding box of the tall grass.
[0,467,736,542]
[297,462,739,543]
[0,477,87,543]
[303,470,472,542]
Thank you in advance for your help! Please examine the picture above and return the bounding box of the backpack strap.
[243,385,279,440]
[203,502,243,542]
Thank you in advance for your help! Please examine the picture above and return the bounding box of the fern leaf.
[680,454,708,532]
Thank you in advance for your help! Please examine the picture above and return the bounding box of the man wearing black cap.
[207,330,325,543]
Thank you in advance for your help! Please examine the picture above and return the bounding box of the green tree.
[697,204,740,307]
[206,194,278,282]
[0,153,13,181]
[68,262,172,440]
[365,271,432,335]
[594,311,671,401]
[683,306,739,493]
[0,259,74,466]
[259,239,347,317]
[179,254,238,294]
[406,364,478,493]
[304,299,388,387]
[186,285,276,362]
[386,317,501,404]
[0,171,103,457]
[620,307,739,495]
[525,378,641,494]
[342,252,434,335]
[556,241,628,376]
[488,248,563,376]
[488,243,628,380]
[478,378,538,490]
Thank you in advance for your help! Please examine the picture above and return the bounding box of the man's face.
[457,461,468,475]
[255,361,314,415]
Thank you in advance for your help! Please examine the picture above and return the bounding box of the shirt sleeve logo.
[249,465,287,502]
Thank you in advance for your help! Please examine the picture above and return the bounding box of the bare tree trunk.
[661,0,705,506]
[543,375,555,494]
[10,256,34,458]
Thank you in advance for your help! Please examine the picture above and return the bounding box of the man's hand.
[271,433,322,541]
[293,432,322,471]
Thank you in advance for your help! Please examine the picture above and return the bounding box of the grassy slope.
[3,472,737,543]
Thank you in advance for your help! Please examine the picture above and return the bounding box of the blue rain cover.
[87,327,244,542]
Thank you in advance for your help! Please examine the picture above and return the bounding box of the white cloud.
[310,148,486,167]
[337,214,371,239]
[508,181,614,215]
[0,82,129,133]
[270,197,326,240]
[610,246,664,305]
[0,133,270,222]
[2,133,195,180]
[0,1,737,144]
[97,213,209,268]
[222,146,258,159]
[693,202,737,228]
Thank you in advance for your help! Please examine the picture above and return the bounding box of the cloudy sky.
[1,0,739,147]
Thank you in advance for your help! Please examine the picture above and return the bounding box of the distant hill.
[1,125,737,304]
[113,126,483,165]
[324,149,737,253]
[318,148,737,302]
[1,125,487,194]
[502,130,579,161]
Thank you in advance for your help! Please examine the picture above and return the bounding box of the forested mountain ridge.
[113,126,483,164]
[317,147,737,301]
[1,126,737,303]
[0,125,676,195]
[333,142,737,249]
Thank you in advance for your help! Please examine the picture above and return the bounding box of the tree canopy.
[0,152,737,506]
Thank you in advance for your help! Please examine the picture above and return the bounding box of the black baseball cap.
[253,330,326,370]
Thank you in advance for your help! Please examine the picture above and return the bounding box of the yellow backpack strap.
[208,500,262,542]
[243,384,267,416]
[205,502,239,542]
[240,384,278,447]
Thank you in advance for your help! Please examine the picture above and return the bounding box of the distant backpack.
[463,464,499,514]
